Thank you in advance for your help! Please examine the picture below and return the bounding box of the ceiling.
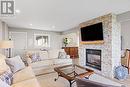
[1,0,130,32]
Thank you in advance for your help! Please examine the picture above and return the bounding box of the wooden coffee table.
[54,64,94,87]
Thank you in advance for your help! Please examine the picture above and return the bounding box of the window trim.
[34,34,50,48]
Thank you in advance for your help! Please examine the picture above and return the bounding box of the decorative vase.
[114,66,128,80]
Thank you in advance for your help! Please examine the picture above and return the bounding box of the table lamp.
[0,40,14,58]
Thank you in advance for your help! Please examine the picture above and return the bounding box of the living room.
[0,0,130,87]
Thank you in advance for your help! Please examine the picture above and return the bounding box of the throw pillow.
[39,51,49,60]
[31,53,42,62]
[0,79,11,87]
[5,56,25,73]
[58,52,67,59]
[0,68,13,85]
[48,49,60,59]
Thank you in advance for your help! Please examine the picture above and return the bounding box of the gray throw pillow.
[5,56,25,73]
[58,52,67,59]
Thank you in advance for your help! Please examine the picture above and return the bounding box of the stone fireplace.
[79,13,121,78]
[86,49,101,70]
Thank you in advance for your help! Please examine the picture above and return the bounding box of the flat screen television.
[80,22,103,42]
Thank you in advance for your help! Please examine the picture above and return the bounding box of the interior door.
[9,32,27,57]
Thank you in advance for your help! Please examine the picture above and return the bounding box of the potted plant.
[63,38,70,47]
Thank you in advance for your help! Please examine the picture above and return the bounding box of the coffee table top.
[54,64,94,81]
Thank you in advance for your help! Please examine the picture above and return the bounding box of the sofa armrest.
[26,58,32,66]
[75,78,125,87]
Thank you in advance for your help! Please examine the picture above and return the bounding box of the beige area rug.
[37,73,130,87]
[116,75,130,87]
[36,73,77,87]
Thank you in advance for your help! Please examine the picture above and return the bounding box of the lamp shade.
[0,41,14,48]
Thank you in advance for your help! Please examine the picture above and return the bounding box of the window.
[34,34,50,47]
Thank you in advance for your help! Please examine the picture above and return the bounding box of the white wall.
[8,27,62,50]
[0,20,8,40]
[0,20,9,55]
[2,23,8,40]
[0,20,2,39]
[121,21,130,49]
[0,20,2,53]
[62,26,79,47]
[0,21,8,40]
[117,11,130,49]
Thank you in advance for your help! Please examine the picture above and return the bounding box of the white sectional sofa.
[25,49,72,75]
[0,54,41,87]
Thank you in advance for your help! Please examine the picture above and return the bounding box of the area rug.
[37,73,76,87]
[36,73,129,87]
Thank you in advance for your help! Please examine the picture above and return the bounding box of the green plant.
[63,38,69,47]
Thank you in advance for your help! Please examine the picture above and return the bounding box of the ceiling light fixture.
[15,9,21,14]
[52,26,55,29]
[30,24,33,26]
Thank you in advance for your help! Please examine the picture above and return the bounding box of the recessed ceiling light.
[52,26,55,28]
[15,9,21,14]
[30,24,32,26]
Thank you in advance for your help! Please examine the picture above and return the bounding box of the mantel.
[80,40,104,45]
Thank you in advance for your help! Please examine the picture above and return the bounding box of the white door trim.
[9,31,28,49]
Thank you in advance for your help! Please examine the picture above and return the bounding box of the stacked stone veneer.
[79,13,121,78]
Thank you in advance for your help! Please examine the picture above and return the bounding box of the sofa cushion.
[39,51,49,60]
[0,54,9,74]
[26,51,49,62]
[31,60,53,69]
[12,66,35,84]
[11,78,40,87]
[48,49,64,59]
[53,59,72,65]
[5,56,25,73]
[48,49,59,59]
[0,79,11,87]
[33,65,54,75]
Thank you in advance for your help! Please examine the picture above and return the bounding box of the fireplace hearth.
[86,49,101,70]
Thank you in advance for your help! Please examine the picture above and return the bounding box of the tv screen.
[81,22,103,41]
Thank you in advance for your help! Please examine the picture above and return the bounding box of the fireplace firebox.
[86,49,101,70]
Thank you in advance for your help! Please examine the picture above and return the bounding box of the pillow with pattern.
[0,79,11,87]
[31,53,42,63]
[0,68,13,85]
[58,52,67,59]
[5,56,25,73]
